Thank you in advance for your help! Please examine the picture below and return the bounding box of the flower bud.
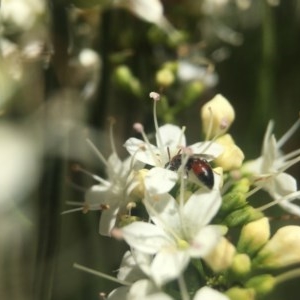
[245,275,275,297]
[201,94,235,139]
[203,237,236,272]
[113,65,142,97]
[253,226,300,269]
[225,287,255,300]
[220,192,247,216]
[214,134,244,171]
[237,217,270,256]
[231,178,251,194]
[223,206,264,227]
[155,68,175,87]
[230,253,251,278]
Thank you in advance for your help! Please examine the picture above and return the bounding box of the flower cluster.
[71,93,300,300]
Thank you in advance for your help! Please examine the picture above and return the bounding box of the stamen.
[278,155,300,174]
[108,117,117,155]
[152,93,164,153]
[282,148,300,161]
[246,184,265,199]
[178,274,190,300]
[133,122,160,166]
[277,118,300,148]
[73,263,131,286]
[86,138,109,168]
[71,164,110,186]
[276,268,300,286]
[256,191,300,212]
[66,176,87,192]
[61,207,85,215]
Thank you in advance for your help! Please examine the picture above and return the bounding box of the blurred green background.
[0,0,300,299]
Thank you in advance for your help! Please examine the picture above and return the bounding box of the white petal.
[243,157,263,174]
[117,251,146,282]
[280,200,300,217]
[194,287,229,300]
[156,124,186,150]
[107,286,129,300]
[85,185,110,207]
[124,137,160,166]
[184,188,221,230]
[107,152,124,176]
[144,293,174,300]
[99,204,119,236]
[273,172,297,195]
[144,167,178,194]
[121,222,173,254]
[128,279,159,297]
[125,0,164,24]
[131,249,153,277]
[189,141,223,159]
[188,225,222,258]
[150,250,190,285]
[146,193,181,235]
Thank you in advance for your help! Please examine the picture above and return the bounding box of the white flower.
[177,60,218,88]
[65,122,143,236]
[243,119,300,215]
[124,93,223,193]
[84,151,140,236]
[0,124,40,209]
[114,0,178,36]
[120,187,222,285]
[107,279,171,300]
[194,286,229,300]
[1,0,45,30]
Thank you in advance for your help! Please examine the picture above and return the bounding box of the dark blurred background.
[0,0,300,299]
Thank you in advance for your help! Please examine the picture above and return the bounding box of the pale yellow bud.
[225,287,255,300]
[230,253,251,278]
[214,134,245,171]
[237,217,270,256]
[156,68,175,87]
[253,225,300,269]
[127,169,148,199]
[204,237,236,272]
[201,94,235,138]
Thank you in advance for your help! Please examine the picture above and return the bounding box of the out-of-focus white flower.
[243,120,300,216]
[121,187,222,285]
[177,61,218,88]
[114,0,178,36]
[0,124,40,209]
[1,0,45,30]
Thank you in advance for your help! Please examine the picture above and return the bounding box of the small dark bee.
[165,154,214,189]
